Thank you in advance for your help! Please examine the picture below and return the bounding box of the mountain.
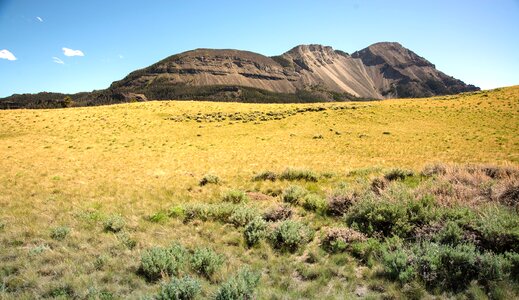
[0,42,479,109]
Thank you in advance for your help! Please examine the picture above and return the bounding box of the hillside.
[0,42,479,109]
[0,86,518,299]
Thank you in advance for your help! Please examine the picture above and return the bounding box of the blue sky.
[1,0,518,97]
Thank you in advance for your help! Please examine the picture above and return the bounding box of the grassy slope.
[0,86,518,299]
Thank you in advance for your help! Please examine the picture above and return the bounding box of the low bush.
[281,185,307,205]
[50,226,70,241]
[199,174,220,186]
[263,204,292,222]
[279,168,319,182]
[321,227,367,253]
[345,197,412,237]
[252,171,277,181]
[381,246,416,283]
[147,211,168,223]
[228,206,259,227]
[244,217,268,247]
[183,203,212,223]
[140,243,188,281]
[326,190,356,216]
[167,205,185,218]
[346,195,440,238]
[381,242,512,291]
[222,189,249,204]
[156,276,201,300]
[474,205,519,253]
[301,193,327,213]
[190,247,224,278]
[505,252,519,281]
[215,267,261,300]
[269,220,313,252]
[384,169,414,181]
[349,238,382,266]
[433,221,465,245]
[103,214,125,233]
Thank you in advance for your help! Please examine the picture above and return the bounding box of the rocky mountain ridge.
[0,42,479,109]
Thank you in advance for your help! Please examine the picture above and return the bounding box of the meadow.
[0,86,518,299]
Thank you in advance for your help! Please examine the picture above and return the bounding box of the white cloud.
[118,54,124,59]
[52,57,64,64]
[0,49,17,61]
[36,16,43,22]
[62,47,84,57]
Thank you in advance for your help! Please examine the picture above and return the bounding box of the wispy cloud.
[0,49,17,61]
[36,16,43,22]
[62,47,84,57]
[118,54,124,59]
[52,57,64,64]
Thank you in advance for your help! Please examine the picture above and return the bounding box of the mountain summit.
[0,42,479,109]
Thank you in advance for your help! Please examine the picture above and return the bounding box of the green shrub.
[190,247,224,278]
[381,246,416,283]
[156,276,201,300]
[478,251,508,284]
[432,243,478,290]
[50,226,70,241]
[252,171,277,181]
[406,195,439,227]
[505,252,519,281]
[349,238,382,266]
[222,189,249,204]
[433,221,464,245]
[147,211,168,223]
[281,185,307,205]
[269,220,313,252]
[103,214,125,233]
[244,217,268,247]
[346,195,440,238]
[183,203,211,222]
[345,197,411,237]
[211,203,236,223]
[228,206,259,227]
[279,168,319,182]
[412,242,508,291]
[140,244,188,281]
[169,205,185,218]
[199,174,220,186]
[301,193,327,213]
[474,205,519,253]
[215,267,261,300]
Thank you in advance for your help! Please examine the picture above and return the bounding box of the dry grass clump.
[263,204,292,222]
[321,227,367,253]
[418,163,519,206]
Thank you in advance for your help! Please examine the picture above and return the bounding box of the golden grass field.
[0,86,518,299]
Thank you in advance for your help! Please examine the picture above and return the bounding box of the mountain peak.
[286,44,336,57]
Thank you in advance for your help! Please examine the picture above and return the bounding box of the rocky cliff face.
[0,42,479,108]
[351,42,478,97]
